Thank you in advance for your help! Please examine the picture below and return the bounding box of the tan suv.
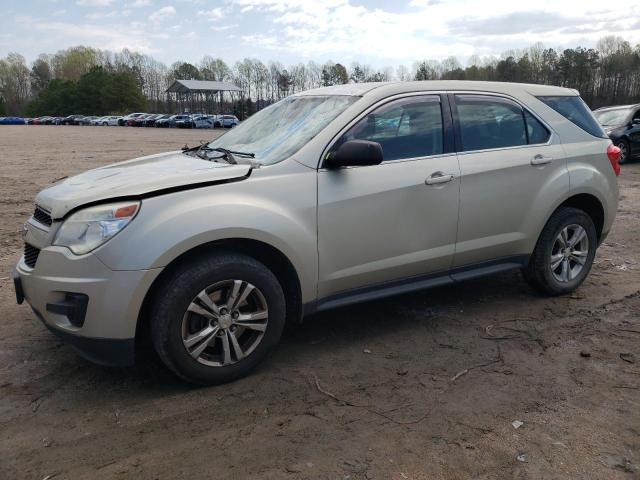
[13,81,620,384]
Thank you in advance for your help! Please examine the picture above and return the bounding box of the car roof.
[292,80,578,98]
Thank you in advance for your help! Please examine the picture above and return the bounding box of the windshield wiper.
[182,144,255,165]
[208,147,255,165]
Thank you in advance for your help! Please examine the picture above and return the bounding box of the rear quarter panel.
[563,138,619,237]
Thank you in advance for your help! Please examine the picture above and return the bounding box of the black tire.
[523,207,597,296]
[150,252,286,385]
[616,139,629,164]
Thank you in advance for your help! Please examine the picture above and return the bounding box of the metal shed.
[166,79,242,114]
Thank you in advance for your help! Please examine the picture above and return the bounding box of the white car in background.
[90,117,106,126]
[192,115,215,129]
[100,116,122,126]
[220,114,240,128]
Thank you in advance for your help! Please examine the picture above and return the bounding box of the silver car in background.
[14,81,620,384]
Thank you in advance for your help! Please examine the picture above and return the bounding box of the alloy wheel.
[181,280,269,367]
[550,224,589,283]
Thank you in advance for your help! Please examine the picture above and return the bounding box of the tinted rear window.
[455,95,526,151]
[537,96,607,138]
[524,110,551,144]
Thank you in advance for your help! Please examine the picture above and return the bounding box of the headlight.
[54,201,140,255]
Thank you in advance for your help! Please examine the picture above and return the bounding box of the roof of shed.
[167,79,242,93]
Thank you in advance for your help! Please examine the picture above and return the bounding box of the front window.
[593,108,631,126]
[208,95,358,165]
[333,95,444,161]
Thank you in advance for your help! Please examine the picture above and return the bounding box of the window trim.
[449,91,555,156]
[319,91,455,170]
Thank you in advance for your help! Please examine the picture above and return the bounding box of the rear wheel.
[523,207,597,295]
[150,252,286,385]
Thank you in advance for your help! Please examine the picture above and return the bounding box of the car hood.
[36,151,252,219]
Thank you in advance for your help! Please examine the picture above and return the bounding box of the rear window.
[537,96,607,138]
[524,110,551,144]
[455,95,526,151]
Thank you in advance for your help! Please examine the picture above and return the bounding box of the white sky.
[2,0,640,67]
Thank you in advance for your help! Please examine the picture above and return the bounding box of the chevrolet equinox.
[13,81,621,384]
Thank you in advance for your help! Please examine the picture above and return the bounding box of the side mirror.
[326,140,384,168]
[632,118,640,125]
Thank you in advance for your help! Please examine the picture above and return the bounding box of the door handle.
[425,172,455,185]
[531,154,553,166]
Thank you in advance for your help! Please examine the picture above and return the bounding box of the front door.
[317,94,460,299]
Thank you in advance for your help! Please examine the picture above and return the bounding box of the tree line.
[1,36,639,117]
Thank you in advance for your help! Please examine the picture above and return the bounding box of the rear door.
[450,93,568,268]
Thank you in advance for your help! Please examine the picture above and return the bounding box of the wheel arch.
[136,238,303,345]
[555,193,605,240]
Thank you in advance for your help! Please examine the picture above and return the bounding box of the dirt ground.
[0,125,638,480]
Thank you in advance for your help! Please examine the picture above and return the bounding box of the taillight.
[607,144,621,176]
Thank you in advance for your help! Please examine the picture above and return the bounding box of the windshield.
[593,108,631,126]
[207,95,358,165]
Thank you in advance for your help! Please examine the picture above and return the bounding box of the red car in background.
[119,112,146,126]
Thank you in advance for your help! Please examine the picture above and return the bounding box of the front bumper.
[14,246,162,367]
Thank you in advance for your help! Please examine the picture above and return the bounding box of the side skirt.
[304,255,529,315]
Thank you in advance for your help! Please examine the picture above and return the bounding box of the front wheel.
[150,252,286,385]
[523,207,597,296]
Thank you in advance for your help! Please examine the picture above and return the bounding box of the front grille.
[24,243,40,268]
[33,206,52,226]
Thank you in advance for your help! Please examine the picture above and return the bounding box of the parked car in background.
[220,114,239,128]
[156,114,191,128]
[593,104,640,164]
[99,116,122,126]
[192,115,216,129]
[119,113,146,126]
[130,113,153,127]
[13,81,620,385]
[90,116,106,126]
[142,114,168,127]
[0,116,26,125]
[175,115,193,128]
[144,114,169,127]
[77,116,98,126]
[39,116,56,125]
[61,115,84,125]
